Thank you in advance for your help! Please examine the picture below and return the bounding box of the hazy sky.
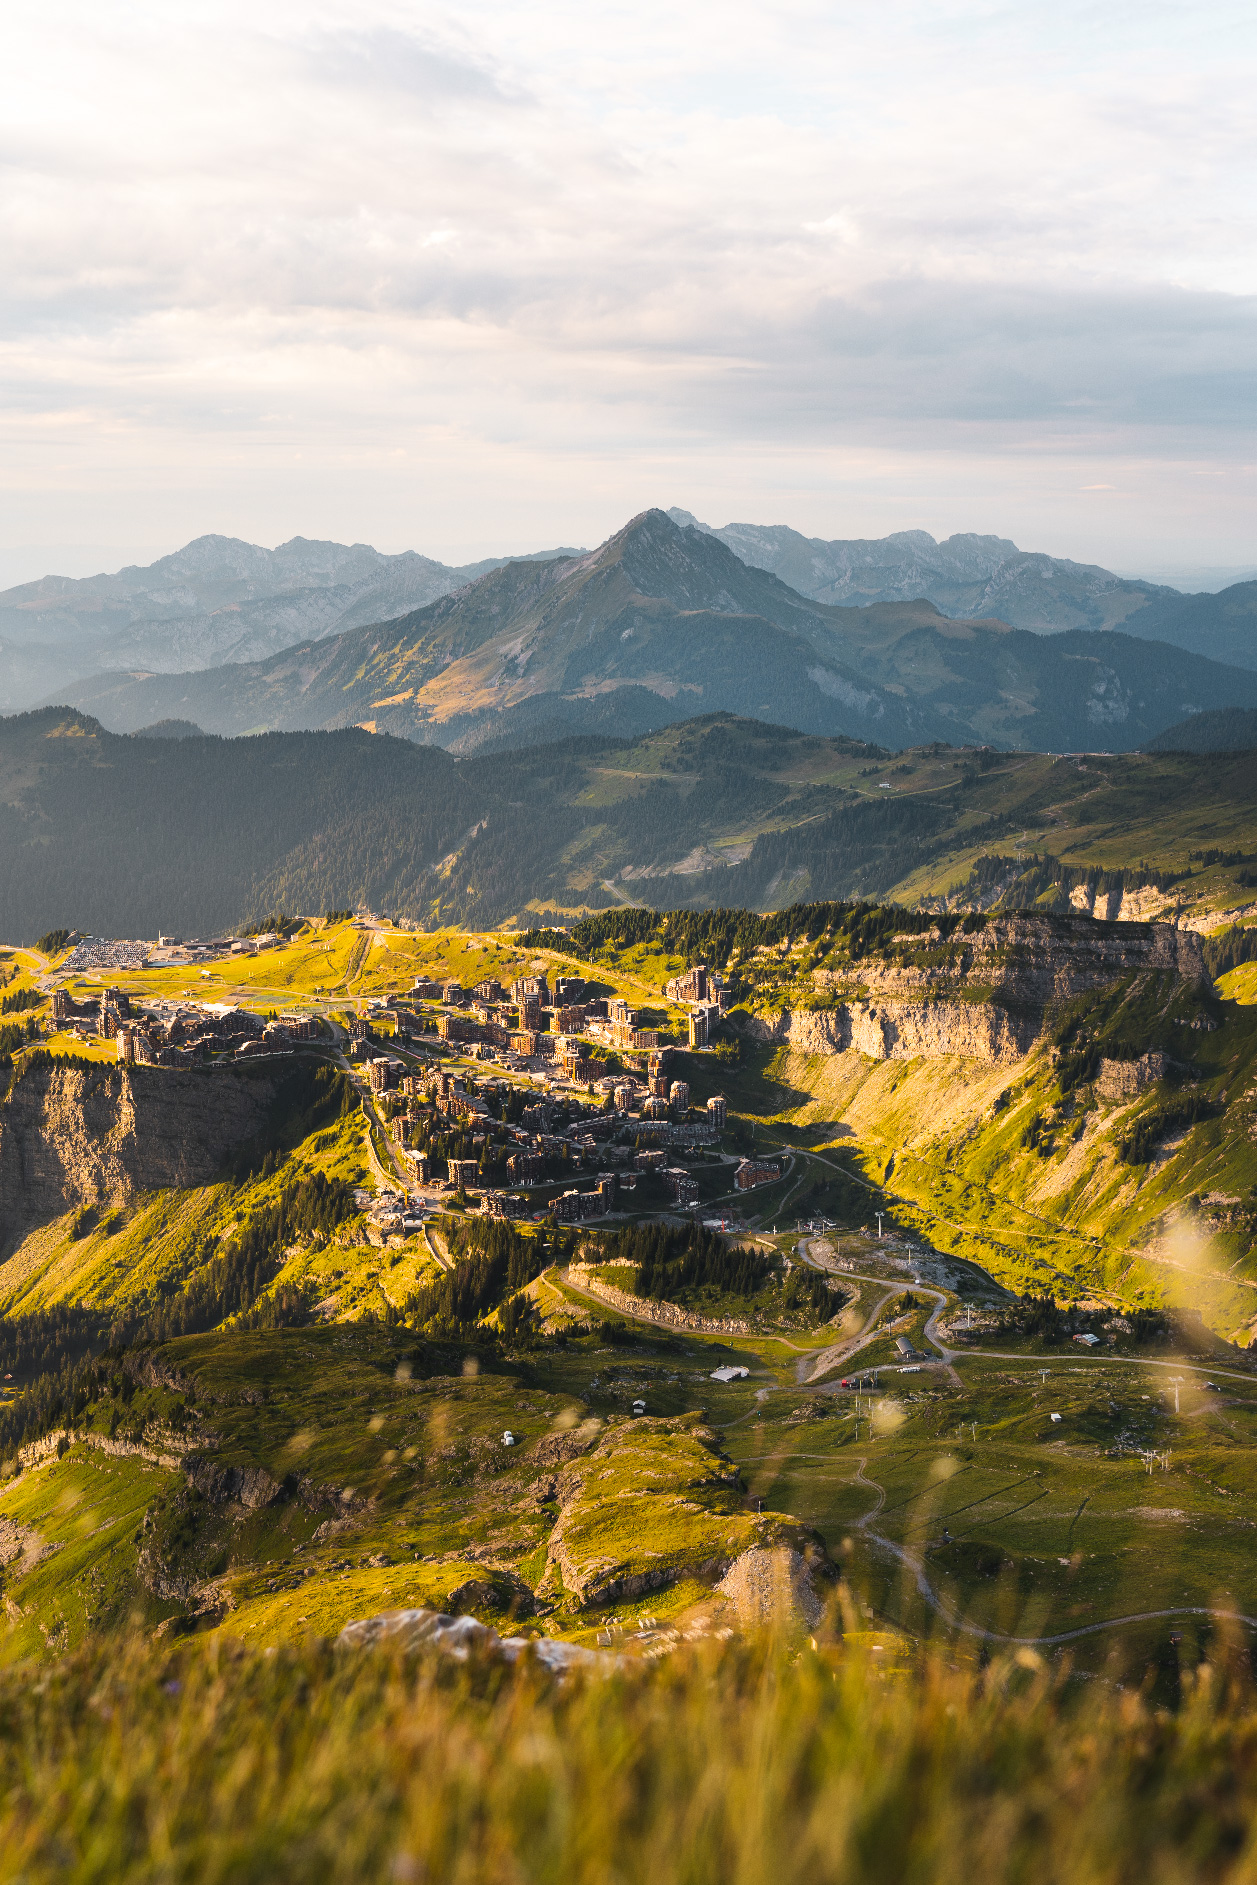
[2,0,1255,572]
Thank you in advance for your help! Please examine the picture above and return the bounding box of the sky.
[2,0,1255,577]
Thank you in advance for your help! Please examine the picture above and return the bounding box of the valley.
[2,897,1257,1678]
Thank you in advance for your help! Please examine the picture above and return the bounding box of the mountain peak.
[665,506,715,534]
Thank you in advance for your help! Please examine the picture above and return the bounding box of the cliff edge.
[743,914,1207,1068]
[0,1060,276,1255]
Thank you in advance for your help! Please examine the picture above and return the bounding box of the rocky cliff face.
[811,913,1205,1007]
[747,999,1039,1066]
[0,1061,275,1254]
[745,914,1204,1068]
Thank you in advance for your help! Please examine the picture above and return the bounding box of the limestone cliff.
[744,914,1204,1068]
[747,999,1038,1066]
[811,912,1205,1007]
[0,1061,275,1254]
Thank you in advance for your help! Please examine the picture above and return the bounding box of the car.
[631,1399,647,1416]
[1204,1382,1222,1393]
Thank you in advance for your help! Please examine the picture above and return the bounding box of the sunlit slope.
[0,1109,441,1327]
[0,1319,822,1662]
[708,993,1257,1340]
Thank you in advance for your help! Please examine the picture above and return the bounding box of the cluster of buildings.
[51,987,319,1067]
[362,1045,757,1225]
[346,955,781,1226]
[356,958,734,1085]
[352,969,670,1082]
[663,963,730,1047]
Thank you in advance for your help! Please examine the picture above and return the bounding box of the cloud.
[299,26,518,107]
[0,0,1254,563]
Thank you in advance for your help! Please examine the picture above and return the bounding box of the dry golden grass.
[3,1626,1257,1883]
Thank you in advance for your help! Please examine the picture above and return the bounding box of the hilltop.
[1145,707,1257,753]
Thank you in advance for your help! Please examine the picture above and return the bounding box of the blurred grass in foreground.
[4,1627,1257,1885]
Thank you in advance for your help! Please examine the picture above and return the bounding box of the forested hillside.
[5,707,1257,941]
[0,712,479,940]
[1145,708,1257,753]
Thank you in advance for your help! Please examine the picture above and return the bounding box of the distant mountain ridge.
[8,516,1256,728]
[666,509,1174,632]
[1115,582,1257,672]
[44,510,1257,755]
[668,509,1257,671]
[0,533,581,711]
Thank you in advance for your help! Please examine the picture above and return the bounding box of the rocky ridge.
[743,914,1207,1068]
[541,1415,813,1607]
[668,509,1175,634]
[0,534,581,711]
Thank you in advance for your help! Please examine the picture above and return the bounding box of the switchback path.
[359,1096,408,1188]
[424,1224,453,1273]
[793,1240,959,1385]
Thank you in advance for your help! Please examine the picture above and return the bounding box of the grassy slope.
[543,1414,815,1604]
[728,1354,1257,1663]
[0,1109,459,1330]
[8,711,1257,934]
[694,1018,1257,1339]
[504,730,1257,926]
[9,1292,1257,1674]
[0,1314,821,1662]
[631,903,1257,1341]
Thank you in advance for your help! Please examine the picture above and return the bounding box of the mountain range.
[0,534,581,712]
[667,510,1257,670]
[665,509,1177,631]
[6,513,1256,722]
[44,510,1257,755]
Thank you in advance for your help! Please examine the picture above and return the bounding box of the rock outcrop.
[1097,1053,1169,1099]
[541,1415,817,1607]
[183,1459,283,1511]
[746,1000,1038,1066]
[337,1606,608,1672]
[716,1546,825,1630]
[0,1060,276,1254]
[811,912,1205,1007]
[744,913,1205,1068]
